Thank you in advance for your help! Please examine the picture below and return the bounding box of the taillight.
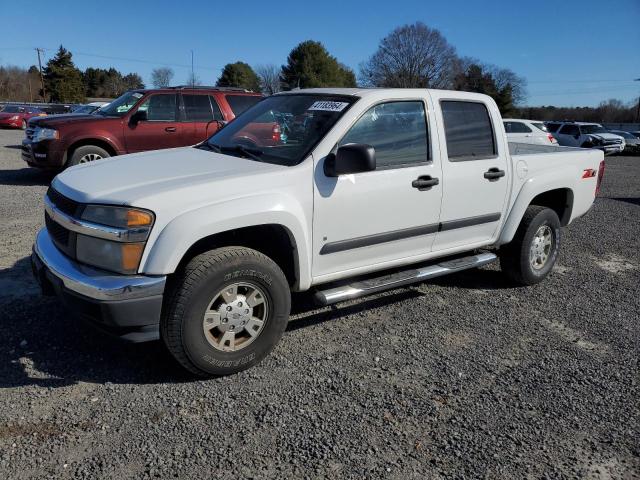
[272,123,281,142]
[595,160,605,196]
[547,133,555,143]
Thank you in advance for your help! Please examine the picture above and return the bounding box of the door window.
[559,124,580,136]
[137,94,177,121]
[339,101,429,168]
[441,101,496,161]
[182,94,213,121]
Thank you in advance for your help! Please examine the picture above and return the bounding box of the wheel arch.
[66,137,118,165]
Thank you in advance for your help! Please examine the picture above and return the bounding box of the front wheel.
[161,247,291,377]
[499,206,561,286]
[21,119,27,130]
[68,145,110,167]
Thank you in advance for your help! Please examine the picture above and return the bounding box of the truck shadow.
[0,167,55,186]
[0,256,512,388]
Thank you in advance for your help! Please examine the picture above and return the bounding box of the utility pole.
[35,48,46,102]
[28,77,33,103]
[191,50,194,87]
[635,78,640,124]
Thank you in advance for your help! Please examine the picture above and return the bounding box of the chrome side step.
[313,252,497,306]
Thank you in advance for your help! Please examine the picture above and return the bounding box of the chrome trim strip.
[44,195,150,242]
[33,229,165,301]
[314,252,497,305]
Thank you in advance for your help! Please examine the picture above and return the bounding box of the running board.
[313,252,497,306]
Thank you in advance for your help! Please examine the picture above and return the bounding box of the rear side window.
[182,94,214,121]
[441,101,496,160]
[504,121,532,133]
[225,95,262,116]
[340,101,429,168]
[559,124,579,135]
[531,122,547,132]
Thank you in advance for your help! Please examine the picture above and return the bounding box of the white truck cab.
[32,88,605,376]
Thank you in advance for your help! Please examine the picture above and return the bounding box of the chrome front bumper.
[32,228,166,342]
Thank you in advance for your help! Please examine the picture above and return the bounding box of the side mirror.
[324,143,376,177]
[129,109,147,125]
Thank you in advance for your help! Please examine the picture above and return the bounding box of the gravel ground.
[0,128,638,479]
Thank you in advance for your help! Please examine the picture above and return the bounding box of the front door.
[312,100,443,278]
[555,123,581,147]
[429,94,510,251]
[124,93,183,152]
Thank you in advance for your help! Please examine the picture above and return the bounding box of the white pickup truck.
[32,88,605,376]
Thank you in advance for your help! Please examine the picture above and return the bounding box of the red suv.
[21,86,263,169]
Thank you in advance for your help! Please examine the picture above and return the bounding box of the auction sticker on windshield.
[308,101,349,112]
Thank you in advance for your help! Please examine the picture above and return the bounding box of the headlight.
[76,205,155,274]
[76,235,145,274]
[32,127,59,142]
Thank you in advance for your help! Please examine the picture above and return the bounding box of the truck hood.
[29,113,111,127]
[589,132,623,142]
[52,146,287,206]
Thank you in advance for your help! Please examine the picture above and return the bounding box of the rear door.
[124,93,183,152]
[429,93,510,251]
[180,93,225,145]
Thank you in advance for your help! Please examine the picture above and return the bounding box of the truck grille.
[45,188,81,259]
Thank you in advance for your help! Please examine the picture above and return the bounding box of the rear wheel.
[161,247,291,377]
[21,119,27,130]
[68,145,110,167]
[499,206,561,286]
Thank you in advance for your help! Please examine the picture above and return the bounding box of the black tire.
[499,206,561,286]
[67,145,110,167]
[21,119,27,130]
[161,247,291,377]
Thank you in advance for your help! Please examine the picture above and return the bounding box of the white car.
[547,122,625,155]
[503,118,558,146]
[32,88,605,376]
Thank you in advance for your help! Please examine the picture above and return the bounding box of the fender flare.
[140,193,312,290]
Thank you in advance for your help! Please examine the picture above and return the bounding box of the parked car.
[629,131,640,139]
[32,88,605,376]
[549,121,625,155]
[503,119,558,145]
[0,105,46,129]
[22,86,263,169]
[608,130,640,154]
[70,102,110,115]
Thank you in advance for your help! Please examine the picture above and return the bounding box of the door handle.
[165,127,177,133]
[484,168,505,181]
[412,175,439,191]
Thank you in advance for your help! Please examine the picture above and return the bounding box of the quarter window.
[441,101,496,160]
[137,94,177,121]
[504,121,532,133]
[339,101,429,168]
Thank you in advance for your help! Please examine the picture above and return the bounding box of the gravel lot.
[0,127,638,479]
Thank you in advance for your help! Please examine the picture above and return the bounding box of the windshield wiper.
[220,144,264,162]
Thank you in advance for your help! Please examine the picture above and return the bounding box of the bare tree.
[0,65,42,101]
[359,22,459,89]
[255,64,281,95]
[151,67,174,88]
[186,71,201,87]
[456,57,527,105]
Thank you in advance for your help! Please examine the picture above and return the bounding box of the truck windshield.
[580,125,607,134]
[96,91,143,117]
[204,94,357,166]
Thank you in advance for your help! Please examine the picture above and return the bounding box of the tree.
[83,68,144,97]
[186,71,202,87]
[216,62,261,91]
[359,22,458,88]
[151,67,174,88]
[453,63,515,115]
[43,46,85,103]
[255,64,281,95]
[280,40,356,90]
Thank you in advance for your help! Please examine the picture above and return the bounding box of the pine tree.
[216,62,261,91]
[43,46,85,103]
[280,41,356,90]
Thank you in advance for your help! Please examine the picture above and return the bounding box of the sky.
[1,0,638,107]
